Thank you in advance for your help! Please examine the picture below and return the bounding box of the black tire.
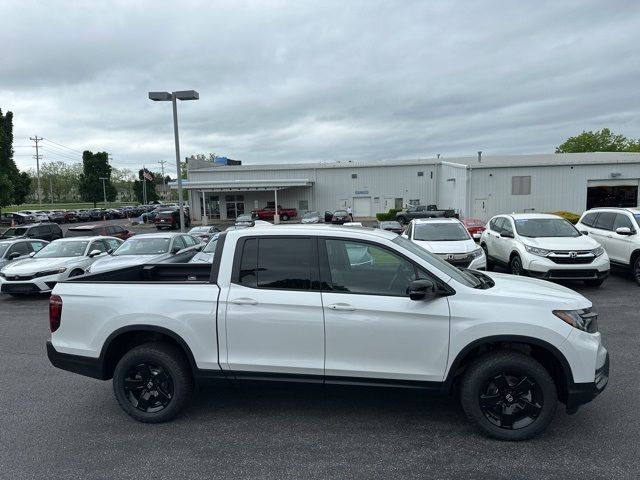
[68,269,84,278]
[460,351,557,441]
[510,254,523,276]
[397,216,407,225]
[584,278,604,287]
[281,214,289,221]
[633,256,640,286]
[156,226,162,230]
[481,244,493,271]
[113,342,193,423]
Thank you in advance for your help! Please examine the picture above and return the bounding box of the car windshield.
[0,242,10,257]
[34,241,88,258]
[514,218,580,238]
[392,235,479,288]
[236,215,253,222]
[335,210,348,216]
[414,223,470,241]
[203,236,218,253]
[113,237,171,255]
[1,227,28,237]
[303,212,319,219]
[189,227,208,234]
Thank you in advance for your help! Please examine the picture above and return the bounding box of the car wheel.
[510,255,523,276]
[584,278,604,287]
[481,244,493,271]
[68,269,84,278]
[397,216,407,224]
[113,342,193,423]
[281,214,289,221]
[156,226,162,230]
[633,256,640,286]
[460,351,557,441]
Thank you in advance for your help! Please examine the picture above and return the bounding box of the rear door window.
[593,212,616,231]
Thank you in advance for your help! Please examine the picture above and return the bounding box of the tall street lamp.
[99,177,108,208]
[148,90,199,232]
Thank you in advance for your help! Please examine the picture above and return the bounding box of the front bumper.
[566,351,609,410]
[0,272,64,294]
[524,254,610,281]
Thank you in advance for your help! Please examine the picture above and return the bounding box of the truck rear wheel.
[113,342,193,423]
[460,351,557,441]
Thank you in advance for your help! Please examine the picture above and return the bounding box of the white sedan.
[0,236,123,295]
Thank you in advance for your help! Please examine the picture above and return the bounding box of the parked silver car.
[0,238,49,269]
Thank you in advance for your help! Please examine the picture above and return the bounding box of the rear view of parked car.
[576,207,640,285]
[462,218,486,240]
[331,210,351,224]
[377,220,404,234]
[481,214,609,286]
[154,210,191,230]
[66,224,134,240]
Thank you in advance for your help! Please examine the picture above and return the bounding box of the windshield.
[414,223,470,241]
[392,235,479,288]
[0,242,10,257]
[203,236,218,253]
[189,227,208,233]
[113,237,170,255]
[514,218,580,238]
[634,214,640,227]
[303,212,319,218]
[1,227,28,237]
[335,210,348,215]
[34,241,88,258]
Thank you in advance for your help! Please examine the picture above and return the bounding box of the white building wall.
[437,163,469,217]
[469,163,640,220]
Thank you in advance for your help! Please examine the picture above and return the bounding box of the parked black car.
[1,212,35,226]
[0,222,63,241]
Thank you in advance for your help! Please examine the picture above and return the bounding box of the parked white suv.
[480,214,609,286]
[575,207,640,285]
[403,218,486,270]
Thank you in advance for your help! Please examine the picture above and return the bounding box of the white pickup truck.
[47,226,609,441]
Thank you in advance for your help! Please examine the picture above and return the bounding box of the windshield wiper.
[460,268,494,289]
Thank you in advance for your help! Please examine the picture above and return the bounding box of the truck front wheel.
[460,351,557,441]
[281,214,289,221]
[113,342,193,423]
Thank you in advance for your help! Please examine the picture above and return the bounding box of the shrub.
[376,208,402,221]
[547,211,580,224]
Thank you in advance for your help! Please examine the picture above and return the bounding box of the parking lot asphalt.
[1,254,639,479]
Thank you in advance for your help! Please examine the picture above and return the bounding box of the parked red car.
[252,205,297,221]
[462,218,486,240]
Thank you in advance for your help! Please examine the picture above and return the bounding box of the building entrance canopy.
[168,179,313,192]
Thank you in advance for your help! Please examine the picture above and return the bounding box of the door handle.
[230,298,258,305]
[327,303,356,311]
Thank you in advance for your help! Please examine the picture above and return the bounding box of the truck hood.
[89,254,166,273]
[481,271,590,309]
[519,235,599,251]
[413,239,480,254]
[2,257,81,275]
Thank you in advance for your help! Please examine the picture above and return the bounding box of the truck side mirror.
[408,279,437,301]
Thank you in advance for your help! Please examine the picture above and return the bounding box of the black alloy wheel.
[510,255,523,275]
[634,256,640,286]
[460,351,557,441]
[113,343,193,423]
[123,362,174,413]
[479,373,542,430]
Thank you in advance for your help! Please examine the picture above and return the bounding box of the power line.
[41,137,84,154]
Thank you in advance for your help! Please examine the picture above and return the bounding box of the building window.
[351,173,357,179]
[417,171,424,177]
[512,176,531,195]
[409,199,420,205]
[299,200,309,211]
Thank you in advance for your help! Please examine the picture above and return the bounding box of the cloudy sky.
[2,0,640,173]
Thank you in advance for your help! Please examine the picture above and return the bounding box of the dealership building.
[175,152,640,222]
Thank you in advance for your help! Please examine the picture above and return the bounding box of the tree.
[78,151,116,207]
[132,168,159,204]
[556,128,640,153]
[0,108,31,210]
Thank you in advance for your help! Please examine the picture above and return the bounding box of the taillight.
[49,295,62,333]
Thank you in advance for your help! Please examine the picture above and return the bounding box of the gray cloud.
[2,0,640,172]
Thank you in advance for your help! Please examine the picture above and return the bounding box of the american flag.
[142,170,154,181]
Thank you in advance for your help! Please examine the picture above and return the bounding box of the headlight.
[553,309,597,332]
[471,247,484,259]
[591,246,605,257]
[35,267,67,277]
[524,244,550,257]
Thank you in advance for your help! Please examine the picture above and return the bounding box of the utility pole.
[30,136,43,205]
[159,159,167,200]
[142,165,147,205]
[99,177,108,209]
[49,177,53,205]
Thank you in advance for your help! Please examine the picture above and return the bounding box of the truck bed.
[69,263,214,283]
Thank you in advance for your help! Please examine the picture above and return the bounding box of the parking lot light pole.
[149,90,199,232]
[99,177,108,208]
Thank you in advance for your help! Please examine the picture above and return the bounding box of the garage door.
[587,179,639,209]
[352,197,371,217]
